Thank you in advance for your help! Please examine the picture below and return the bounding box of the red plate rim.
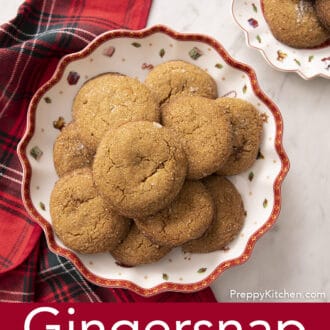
[17,24,290,297]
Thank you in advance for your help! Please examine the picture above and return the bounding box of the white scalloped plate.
[232,0,330,79]
[18,25,289,296]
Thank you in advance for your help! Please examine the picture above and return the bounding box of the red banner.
[1,303,329,329]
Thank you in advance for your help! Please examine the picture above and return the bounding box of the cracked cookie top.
[162,95,233,180]
[144,60,218,108]
[215,97,263,176]
[50,168,131,254]
[92,121,187,218]
[73,74,159,151]
[53,122,94,177]
[134,181,214,247]
[183,176,245,253]
[111,224,171,266]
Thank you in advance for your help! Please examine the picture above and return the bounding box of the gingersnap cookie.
[135,181,214,247]
[315,0,330,31]
[144,61,218,107]
[53,122,94,177]
[50,168,131,254]
[111,224,171,266]
[215,98,263,176]
[161,95,232,180]
[183,176,245,253]
[263,0,329,48]
[92,121,187,218]
[73,74,159,150]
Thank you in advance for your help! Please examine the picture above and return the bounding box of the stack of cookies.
[263,0,330,48]
[50,60,263,266]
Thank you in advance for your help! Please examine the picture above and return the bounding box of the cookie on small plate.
[162,95,232,180]
[263,0,329,48]
[111,224,171,266]
[93,121,187,218]
[73,74,159,150]
[145,60,218,107]
[315,0,330,31]
[135,181,214,247]
[216,98,263,176]
[50,168,131,254]
[183,175,245,253]
[53,122,94,177]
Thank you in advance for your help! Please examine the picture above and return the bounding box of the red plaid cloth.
[0,0,217,302]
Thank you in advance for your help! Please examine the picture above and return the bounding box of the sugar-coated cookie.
[263,0,329,48]
[50,168,131,254]
[145,61,218,107]
[216,98,263,176]
[183,176,245,253]
[93,121,187,218]
[315,0,330,31]
[161,95,232,180]
[73,74,159,150]
[111,224,171,266]
[135,181,214,247]
[53,122,94,177]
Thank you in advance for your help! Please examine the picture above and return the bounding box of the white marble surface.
[1,0,329,302]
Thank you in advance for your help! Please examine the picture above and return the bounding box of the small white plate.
[18,25,289,296]
[232,0,330,79]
